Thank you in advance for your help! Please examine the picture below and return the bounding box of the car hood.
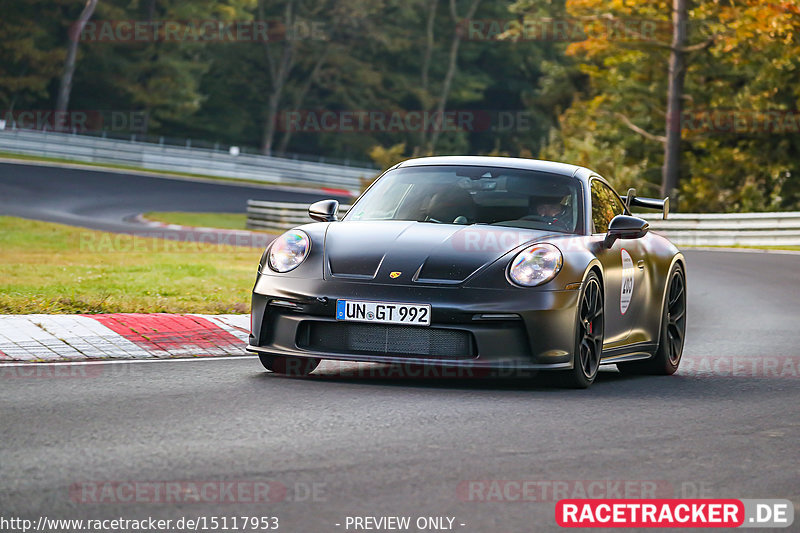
[323,220,556,284]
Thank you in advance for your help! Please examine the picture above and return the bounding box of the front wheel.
[559,272,604,389]
[259,354,320,376]
[618,264,686,375]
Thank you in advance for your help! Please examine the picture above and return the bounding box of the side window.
[590,180,625,233]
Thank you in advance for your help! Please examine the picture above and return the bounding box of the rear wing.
[621,188,669,220]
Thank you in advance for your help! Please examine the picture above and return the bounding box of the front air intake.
[296,321,476,359]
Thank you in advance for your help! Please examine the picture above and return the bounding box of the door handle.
[637,260,645,270]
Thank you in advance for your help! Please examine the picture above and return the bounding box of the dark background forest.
[2,0,799,211]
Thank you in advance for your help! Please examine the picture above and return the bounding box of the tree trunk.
[261,47,293,156]
[418,0,439,152]
[140,0,158,134]
[661,0,687,200]
[428,0,481,153]
[56,0,98,122]
[260,0,296,156]
[276,47,329,156]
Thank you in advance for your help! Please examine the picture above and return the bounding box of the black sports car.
[247,156,686,388]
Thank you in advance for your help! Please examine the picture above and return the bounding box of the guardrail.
[246,200,351,231]
[644,212,800,246]
[248,200,800,246]
[0,128,375,191]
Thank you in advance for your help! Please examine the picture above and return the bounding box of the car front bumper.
[247,274,580,370]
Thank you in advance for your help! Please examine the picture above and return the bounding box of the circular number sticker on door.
[620,249,634,314]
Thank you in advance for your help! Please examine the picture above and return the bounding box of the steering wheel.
[520,214,551,223]
[521,214,569,230]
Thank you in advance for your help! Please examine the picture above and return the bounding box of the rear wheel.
[259,354,320,376]
[559,272,604,389]
[618,264,686,375]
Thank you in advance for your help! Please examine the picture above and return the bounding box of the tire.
[259,354,320,376]
[558,272,604,389]
[618,264,686,376]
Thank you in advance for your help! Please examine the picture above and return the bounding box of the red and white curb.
[132,214,270,239]
[131,214,275,248]
[0,314,250,362]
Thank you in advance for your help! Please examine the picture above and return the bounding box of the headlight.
[508,243,563,287]
[268,229,310,272]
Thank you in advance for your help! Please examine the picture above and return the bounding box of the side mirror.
[309,199,340,222]
[604,215,649,248]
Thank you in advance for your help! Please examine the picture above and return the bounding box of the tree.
[420,0,479,152]
[258,0,297,155]
[256,0,378,156]
[0,1,66,115]
[661,0,687,198]
[515,0,800,211]
[56,0,98,117]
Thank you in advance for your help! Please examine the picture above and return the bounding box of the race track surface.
[0,161,341,243]
[1,250,799,532]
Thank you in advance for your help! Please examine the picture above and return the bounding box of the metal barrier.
[7,126,792,246]
[644,212,800,246]
[0,128,375,191]
[246,200,351,231]
[248,199,800,246]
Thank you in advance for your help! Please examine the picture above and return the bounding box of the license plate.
[336,300,431,326]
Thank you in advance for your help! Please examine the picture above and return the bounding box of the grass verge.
[0,216,261,314]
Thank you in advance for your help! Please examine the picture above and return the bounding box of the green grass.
[0,216,262,314]
[3,214,796,316]
[757,245,800,251]
[145,211,252,231]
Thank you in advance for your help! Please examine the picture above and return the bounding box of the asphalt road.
[1,249,799,532]
[0,161,341,243]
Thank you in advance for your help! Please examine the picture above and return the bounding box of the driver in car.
[532,196,571,229]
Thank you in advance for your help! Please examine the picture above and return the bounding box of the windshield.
[344,165,582,234]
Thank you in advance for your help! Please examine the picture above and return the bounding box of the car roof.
[395,156,594,181]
